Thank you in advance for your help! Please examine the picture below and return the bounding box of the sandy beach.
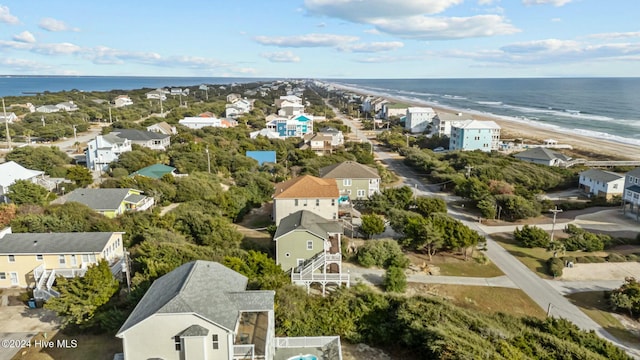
[330,83,640,161]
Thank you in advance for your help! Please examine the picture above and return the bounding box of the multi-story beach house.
[277,100,305,116]
[405,107,437,133]
[449,120,501,152]
[579,169,624,200]
[319,161,380,200]
[0,230,124,299]
[272,175,339,225]
[274,210,349,295]
[623,167,640,220]
[431,112,469,137]
[86,134,132,171]
[265,114,313,138]
[114,260,343,360]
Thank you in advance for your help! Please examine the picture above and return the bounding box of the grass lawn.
[408,252,504,278]
[566,291,640,347]
[408,284,546,319]
[11,331,122,360]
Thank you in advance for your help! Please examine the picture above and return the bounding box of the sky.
[0,0,638,78]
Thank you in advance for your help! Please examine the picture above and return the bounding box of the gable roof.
[627,167,640,178]
[111,129,169,142]
[56,188,141,211]
[274,175,339,199]
[0,161,44,189]
[513,147,572,162]
[579,169,623,184]
[117,261,274,336]
[0,232,117,254]
[146,121,175,134]
[101,133,128,145]
[132,164,176,179]
[319,161,380,180]
[274,210,343,239]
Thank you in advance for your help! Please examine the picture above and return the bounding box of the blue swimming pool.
[286,354,318,360]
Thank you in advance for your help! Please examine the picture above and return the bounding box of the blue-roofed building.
[246,151,277,165]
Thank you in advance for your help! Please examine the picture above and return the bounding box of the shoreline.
[328,82,640,161]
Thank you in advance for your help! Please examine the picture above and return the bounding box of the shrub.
[606,253,627,263]
[547,257,564,277]
[514,225,550,248]
[357,239,409,269]
[383,266,407,293]
[626,254,639,262]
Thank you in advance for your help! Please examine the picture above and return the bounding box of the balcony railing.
[233,344,255,360]
[275,336,341,349]
[291,272,350,283]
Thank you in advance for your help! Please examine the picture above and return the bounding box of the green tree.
[360,214,385,239]
[414,196,447,217]
[8,180,50,205]
[477,198,497,219]
[609,277,640,318]
[45,260,119,328]
[357,239,409,269]
[66,165,94,186]
[5,146,70,175]
[402,217,444,261]
[383,266,407,293]
[514,225,550,248]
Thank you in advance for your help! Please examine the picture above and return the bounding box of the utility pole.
[2,98,11,150]
[72,125,77,144]
[549,206,563,242]
[108,106,112,123]
[547,303,553,317]
[205,146,211,173]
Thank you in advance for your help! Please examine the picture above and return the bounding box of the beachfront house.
[110,129,171,150]
[272,175,339,226]
[114,260,343,360]
[513,147,573,167]
[274,210,348,295]
[623,167,640,220]
[53,188,154,218]
[86,134,132,171]
[0,161,47,203]
[578,169,624,200]
[383,103,408,120]
[431,112,469,137]
[405,107,437,133]
[0,230,124,299]
[319,161,380,200]
[449,120,501,152]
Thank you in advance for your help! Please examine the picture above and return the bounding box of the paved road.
[330,102,640,358]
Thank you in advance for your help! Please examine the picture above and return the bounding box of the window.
[294,199,299,206]
[212,334,219,350]
[36,254,43,261]
[316,199,320,206]
[70,255,77,266]
[331,199,335,206]
[357,189,365,198]
[0,272,5,280]
[59,255,66,265]
[474,136,480,140]
[174,336,181,351]
[613,184,618,189]
[303,200,308,206]
[7,255,15,263]
[307,240,313,250]
[343,179,352,186]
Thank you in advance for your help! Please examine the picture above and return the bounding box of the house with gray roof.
[115,260,343,360]
[623,167,640,221]
[578,169,624,200]
[0,161,46,203]
[0,230,124,299]
[111,129,171,150]
[275,210,348,295]
[52,188,153,218]
[513,147,572,167]
[319,161,380,200]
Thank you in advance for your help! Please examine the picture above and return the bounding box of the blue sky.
[0,0,638,78]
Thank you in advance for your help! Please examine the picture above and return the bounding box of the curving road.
[328,102,640,358]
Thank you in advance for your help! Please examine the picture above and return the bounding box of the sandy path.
[561,262,640,281]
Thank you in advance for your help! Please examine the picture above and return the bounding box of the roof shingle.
[274,175,339,199]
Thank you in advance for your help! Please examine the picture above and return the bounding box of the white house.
[0,161,46,202]
[85,134,132,171]
[317,127,345,147]
[275,95,302,108]
[146,121,177,135]
[449,120,501,152]
[0,112,17,123]
[383,103,408,120]
[277,101,305,117]
[114,95,133,108]
[405,107,436,133]
[513,148,572,167]
[579,169,624,200]
[623,168,640,220]
[56,101,78,112]
[178,117,235,129]
[35,105,60,113]
[110,129,171,151]
[431,112,469,136]
[145,89,168,101]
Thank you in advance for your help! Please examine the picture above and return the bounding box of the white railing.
[37,270,48,290]
[291,272,350,283]
[46,269,56,290]
[233,344,255,360]
[136,197,155,211]
[54,268,87,278]
[325,253,342,262]
[274,336,340,349]
[33,264,45,283]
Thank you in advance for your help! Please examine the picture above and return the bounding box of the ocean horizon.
[1,75,639,147]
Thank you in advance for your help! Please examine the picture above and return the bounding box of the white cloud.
[588,31,640,40]
[0,5,19,24]
[33,42,82,55]
[261,51,301,63]
[478,0,498,4]
[38,17,79,32]
[364,29,381,35]
[372,15,519,40]
[0,40,37,51]
[338,41,404,53]
[12,31,36,43]
[522,0,573,6]
[551,18,561,22]
[354,54,421,63]
[305,0,463,22]
[0,58,50,71]
[254,33,358,47]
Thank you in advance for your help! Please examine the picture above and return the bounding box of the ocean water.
[329,78,640,146]
[0,76,274,97]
